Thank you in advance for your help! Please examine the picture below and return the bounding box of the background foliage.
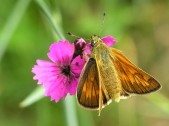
[0,0,169,126]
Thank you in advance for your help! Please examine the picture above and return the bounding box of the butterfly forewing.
[111,48,161,94]
[77,58,110,109]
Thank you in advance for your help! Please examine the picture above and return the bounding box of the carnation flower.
[32,40,85,102]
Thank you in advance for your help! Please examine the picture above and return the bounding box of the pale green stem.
[35,0,65,40]
[20,87,44,108]
[0,0,31,61]
[64,96,78,126]
[35,1,78,126]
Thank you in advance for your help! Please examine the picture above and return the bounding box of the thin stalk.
[35,1,78,126]
[64,96,78,126]
[35,0,65,40]
[0,0,31,61]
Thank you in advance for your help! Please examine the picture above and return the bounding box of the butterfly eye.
[91,40,95,47]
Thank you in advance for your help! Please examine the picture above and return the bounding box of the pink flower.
[32,40,85,102]
[101,35,116,47]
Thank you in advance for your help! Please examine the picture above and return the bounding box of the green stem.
[35,0,65,40]
[20,87,44,108]
[35,1,78,126]
[0,0,31,61]
[64,96,78,126]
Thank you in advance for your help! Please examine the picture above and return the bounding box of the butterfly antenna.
[67,32,81,38]
[98,12,106,36]
[67,32,90,42]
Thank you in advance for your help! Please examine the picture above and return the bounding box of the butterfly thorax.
[90,35,107,55]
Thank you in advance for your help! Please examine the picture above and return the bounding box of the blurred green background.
[0,0,169,126]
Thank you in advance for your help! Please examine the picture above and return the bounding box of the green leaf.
[64,96,79,126]
[0,0,31,61]
[20,87,44,107]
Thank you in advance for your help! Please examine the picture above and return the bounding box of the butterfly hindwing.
[111,48,161,95]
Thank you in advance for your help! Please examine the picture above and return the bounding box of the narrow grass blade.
[20,87,44,107]
[0,0,31,61]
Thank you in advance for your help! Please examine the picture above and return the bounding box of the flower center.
[61,65,71,76]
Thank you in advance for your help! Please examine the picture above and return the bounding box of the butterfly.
[76,35,161,115]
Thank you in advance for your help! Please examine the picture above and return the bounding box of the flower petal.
[66,78,78,95]
[32,60,70,102]
[75,38,86,47]
[84,43,91,54]
[73,38,86,58]
[45,77,68,102]
[47,40,74,63]
[32,60,60,84]
[101,36,116,47]
[71,56,85,75]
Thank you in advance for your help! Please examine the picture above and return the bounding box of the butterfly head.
[90,35,101,47]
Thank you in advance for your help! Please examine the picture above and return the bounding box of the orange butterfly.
[76,35,161,115]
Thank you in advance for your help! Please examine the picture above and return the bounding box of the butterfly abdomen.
[93,44,122,102]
